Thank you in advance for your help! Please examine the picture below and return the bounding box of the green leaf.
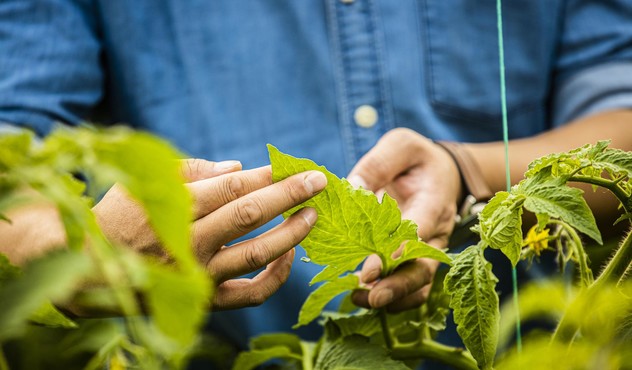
[0,254,77,329]
[294,274,360,328]
[145,264,211,346]
[498,281,567,350]
[81,128,196,270]
[29,301,78,328]
[0,250,92,339]
[0,131,32,171]
[232,347,300,370]
[497,339,608,370]
[321,311,382,338]
[591,146,632,179]
[314,334,409,370]
[444,244,499,370]
[250,333,303,354]
[0,253,20,282]
[518,183,602,245]
[268,144,451,283]
[478,192,524,266]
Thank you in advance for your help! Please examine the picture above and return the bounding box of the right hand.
[94,159,327,310]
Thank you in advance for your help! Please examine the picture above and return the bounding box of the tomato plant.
[235,142,632,370]
[0,127,212,369]
[1,128,631,370]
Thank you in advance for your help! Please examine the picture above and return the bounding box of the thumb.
[347,128,425,192]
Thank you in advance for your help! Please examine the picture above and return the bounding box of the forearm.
[466,109,632,222]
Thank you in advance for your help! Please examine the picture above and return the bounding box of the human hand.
[94,159,327,310]
[347,128,461,312]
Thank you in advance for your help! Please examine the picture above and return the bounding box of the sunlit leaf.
[516,179,602,245]
[444,244,499,370]
[294,274,360,328]
[232,347,300,370]
[478,191,524,265]
[314,334,409,370]
[269,145,451,282]
[0,251,92,339]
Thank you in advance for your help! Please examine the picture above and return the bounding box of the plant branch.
[392,339,478,370]
[552,228,632,343]
[569,175,631,215]
[594,227,632,286]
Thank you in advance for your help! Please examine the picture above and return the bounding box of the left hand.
[347,128,462,312]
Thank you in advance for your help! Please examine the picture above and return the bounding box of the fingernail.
[347,175,367,189]
[300,207,318,227]
[373,289,393,308]
[304,171,327,194]
[362,268,380,283]
[215,160,241,172]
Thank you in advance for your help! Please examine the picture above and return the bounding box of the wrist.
[434,141,493,248]
[434,141,493,206]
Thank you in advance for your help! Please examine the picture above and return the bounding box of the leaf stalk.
[391,339,478,370]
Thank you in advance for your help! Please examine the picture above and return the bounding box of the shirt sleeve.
[552,0,632,126]
[0,0,103,136]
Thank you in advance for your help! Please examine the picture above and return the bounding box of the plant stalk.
[378,309,394,350]
[0,347,8,370]
[569,175,631,215]
[392,339,478,370]
[594,227,632,286]
[552,228,632,343]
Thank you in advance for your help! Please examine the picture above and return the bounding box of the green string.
[496,0,522,352]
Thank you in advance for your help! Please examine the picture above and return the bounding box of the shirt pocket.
[420,0,554,126]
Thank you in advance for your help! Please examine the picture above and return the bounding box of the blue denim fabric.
[2,0,632,358]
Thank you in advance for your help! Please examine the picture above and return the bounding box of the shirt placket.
[327,0,394,169]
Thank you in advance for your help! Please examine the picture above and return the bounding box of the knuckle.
[285,178,309,204]
[233,198,264,230]
[223,175,246,202]
[185,158,205,180]
[242,242,273,271]
[284,215,311,242]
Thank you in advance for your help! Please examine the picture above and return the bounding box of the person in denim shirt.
[1,0,632,356]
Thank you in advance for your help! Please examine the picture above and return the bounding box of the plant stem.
[569,175,631,215]
[594,228,632,286]
[392,339,478,370]
[549,220,593,288]
[552,228,632,343]
[378,309,394,350]
[0,347,8,370]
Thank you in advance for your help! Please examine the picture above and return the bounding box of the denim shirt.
[2,0,632,349]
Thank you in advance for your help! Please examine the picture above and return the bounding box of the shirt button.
[353,105,379,128]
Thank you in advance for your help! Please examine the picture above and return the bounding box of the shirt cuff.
[552,61,632,127]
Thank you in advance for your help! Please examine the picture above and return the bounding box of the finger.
[192,170,326,250]
[211,249,295,310]
[366,258,436,309]
[347,128,427,192]
[180,158,242,182]
[385,284,432,313]
[208,208,317,281]
[401,193,456,249]
[187,166,273,219]
[360,254,382,284]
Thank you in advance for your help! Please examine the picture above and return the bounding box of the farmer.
[1,0,631,365]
